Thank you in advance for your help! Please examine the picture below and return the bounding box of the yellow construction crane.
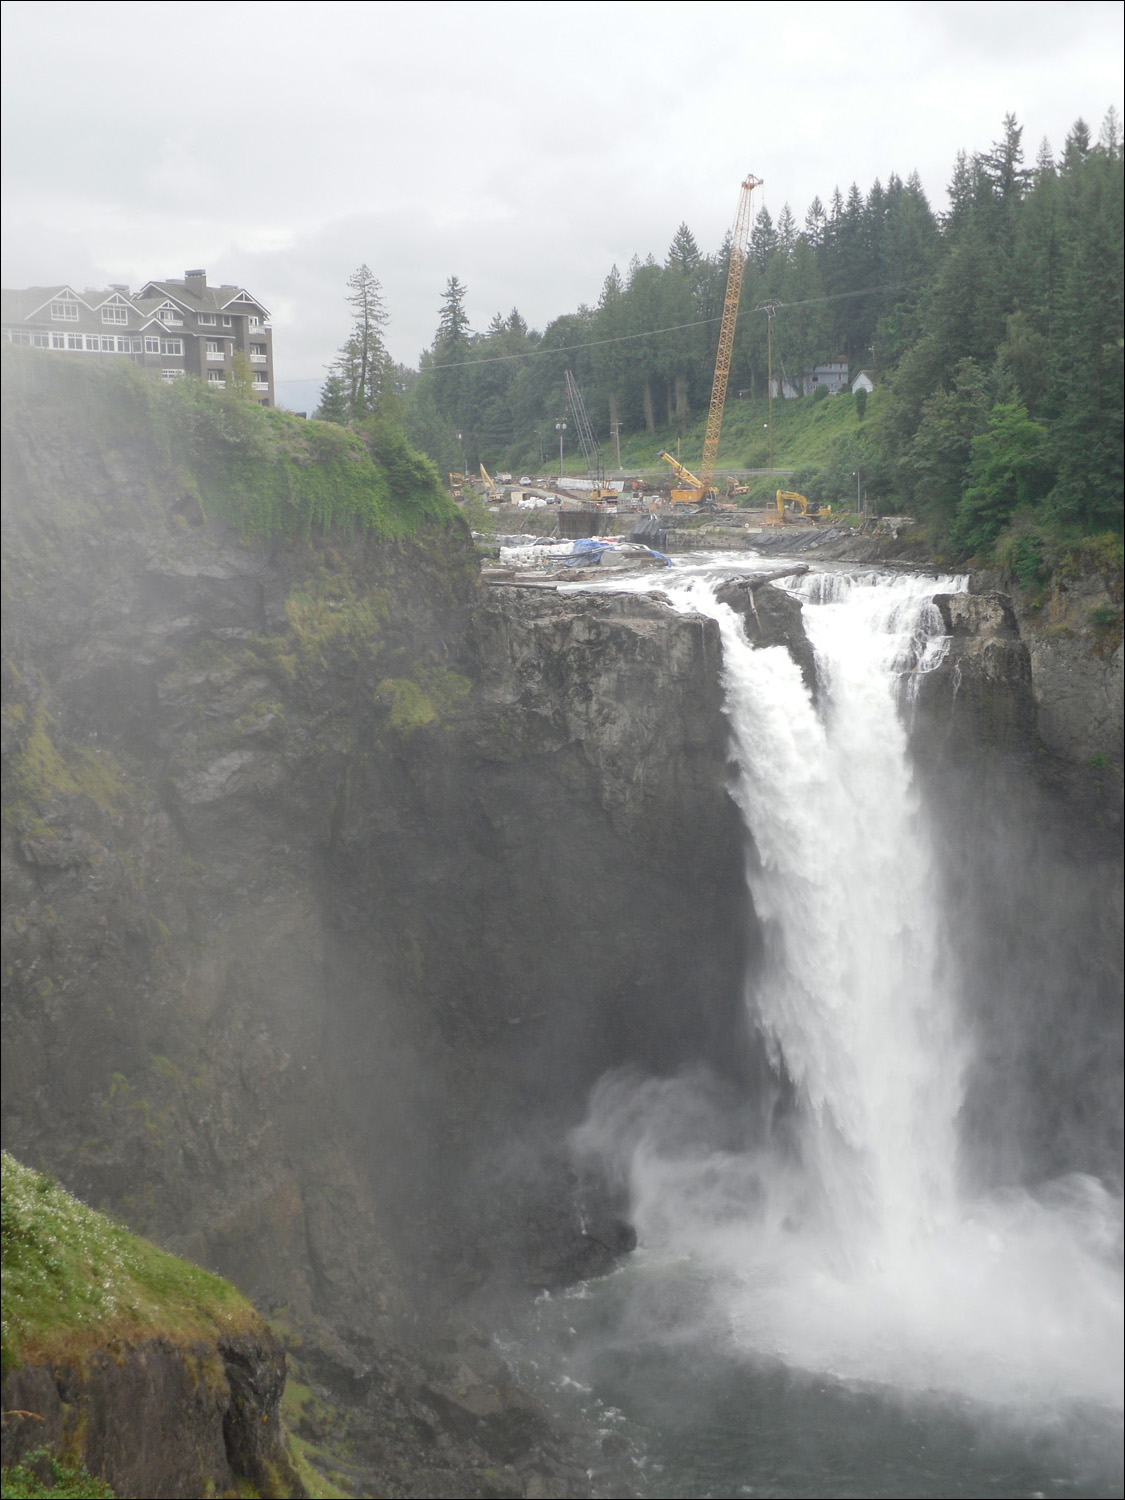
[660,170,763,504]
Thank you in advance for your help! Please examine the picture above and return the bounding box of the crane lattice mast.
[699,171,763,490]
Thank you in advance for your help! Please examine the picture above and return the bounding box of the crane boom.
[564,370,613,497]
[701,172,762,489]
[661,171,762,504]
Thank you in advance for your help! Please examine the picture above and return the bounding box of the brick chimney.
[184,269,207,297]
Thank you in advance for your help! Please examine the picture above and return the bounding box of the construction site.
[454,170,850,564]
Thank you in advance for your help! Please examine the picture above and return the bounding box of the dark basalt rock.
[1,1334,305,1500]
[715,578,818,696]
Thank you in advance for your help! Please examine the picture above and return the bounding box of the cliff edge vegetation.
[1,1152,307,1499]
[1,344,458,545]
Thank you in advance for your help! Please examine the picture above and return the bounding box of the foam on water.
[573,566,1123,1416]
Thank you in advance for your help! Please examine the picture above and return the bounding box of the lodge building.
[1,270,274,405]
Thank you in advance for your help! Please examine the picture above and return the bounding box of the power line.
[274,278,923,385]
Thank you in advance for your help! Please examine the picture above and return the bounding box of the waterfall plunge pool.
[514,556,1125,1498]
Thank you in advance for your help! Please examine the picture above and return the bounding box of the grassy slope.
[547,388,881,499]
[1,346,460,544]
[1,1152,258,1378]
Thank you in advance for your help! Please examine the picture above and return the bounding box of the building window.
[158,308,183,325]
[248,315,261,328]
[198,313,216,326]
[161,369,184,382]
[6,328,32,345]
[221,315,232,326]
[50,300,80,321]
[250,343,267,361]
[116,336,132,352]
[101,305,129,324]
[206,370,226,385]
[159,338,183,356]
[85,336,101,351]
[50,332,67,348]
[67,333,85,350]
[144,336,161,353]
[205,340,224,358]
[33,331,51,348]
[101,336,117,351]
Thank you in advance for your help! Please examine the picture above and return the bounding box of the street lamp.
[852,469,862,516]
[555,420,567,481]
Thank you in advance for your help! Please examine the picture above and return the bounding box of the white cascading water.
[573,564,1123,1413]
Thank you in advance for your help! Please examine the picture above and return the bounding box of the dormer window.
[158,307,183,326]
[102,305,129,324]
[51,300,80,321]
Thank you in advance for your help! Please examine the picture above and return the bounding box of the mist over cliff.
[2,352,1121,1497]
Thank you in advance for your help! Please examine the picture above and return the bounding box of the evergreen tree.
[437,275,471,345]
[318,265,391,425]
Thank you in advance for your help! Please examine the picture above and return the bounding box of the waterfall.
[700,570,965,1259]
[571,564,1123,1414]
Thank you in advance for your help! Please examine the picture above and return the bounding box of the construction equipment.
[660,452,712,506]
[479,463,503,501]
[726,476,750,498]
[776,490,832,521]
[660,170,763,504]
[564,370,617,501]
[449,471,466,497]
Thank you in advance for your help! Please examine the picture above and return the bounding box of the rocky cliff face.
[909,581,1123,1190]
[3,385,1121,1492]
[0,402,747,1353]
[3,1331,300,1500]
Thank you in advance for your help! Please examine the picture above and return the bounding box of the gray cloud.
[3,0,1121,406]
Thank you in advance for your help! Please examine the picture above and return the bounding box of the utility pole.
[555,419,567,481]
[610,419,621,469]
[757,301,779,470]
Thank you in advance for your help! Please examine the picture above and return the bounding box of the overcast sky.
[2,0,1122,413]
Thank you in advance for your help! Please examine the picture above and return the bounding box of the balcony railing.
[250,352,267,363]
[252,379,269,390]
[206,349,226,361]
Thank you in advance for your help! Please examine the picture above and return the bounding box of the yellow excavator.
[479,463,503,501]
[660,170,763,504]
[775,490,832,521]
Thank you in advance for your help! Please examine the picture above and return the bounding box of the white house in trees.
[770,359,850,399]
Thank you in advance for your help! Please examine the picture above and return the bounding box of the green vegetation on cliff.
[2,1154,315,1498]
[1,1152,256,1379]
[1,346,458,543]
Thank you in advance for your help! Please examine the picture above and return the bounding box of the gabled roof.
[18,285,95,320]
[137,279,270,320]
[219,289,270,317]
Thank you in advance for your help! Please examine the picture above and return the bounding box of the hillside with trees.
[314,112,1122,566]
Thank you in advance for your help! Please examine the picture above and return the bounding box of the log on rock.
[743,564,809,589]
